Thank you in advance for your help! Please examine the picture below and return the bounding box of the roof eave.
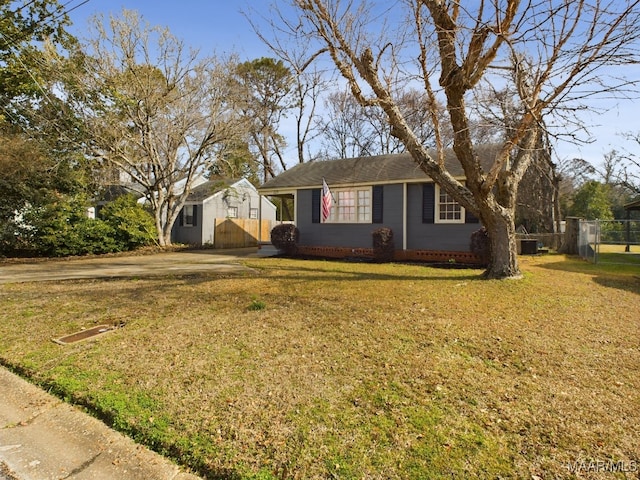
[623,198,640,210]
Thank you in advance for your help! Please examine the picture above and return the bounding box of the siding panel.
[408,183,475,251]
[296,186,404,249]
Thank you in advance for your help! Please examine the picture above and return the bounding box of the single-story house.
[257,147,501,263]
[172,178,277,246]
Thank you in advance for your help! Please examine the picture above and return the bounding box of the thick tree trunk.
[155,213,172,247]
[158,230,172,247]
[481,208,522,279]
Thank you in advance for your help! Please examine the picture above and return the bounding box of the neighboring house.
[94,185,143,218]
[96,165,210,211]
[258,147,504,263]
[172,178,277,246]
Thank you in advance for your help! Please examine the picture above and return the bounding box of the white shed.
[171,178,277,247]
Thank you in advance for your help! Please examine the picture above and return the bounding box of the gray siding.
[377,184,404,247]
[296,185,405,249]
[171,206,202,245]
[296,183,479,252]
[406,183,476,251]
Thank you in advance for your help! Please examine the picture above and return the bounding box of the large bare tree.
[320,88,377,158]
[275,0,640,278]
[58,10,243,246]
[320,86,446,158]
[616,132,640,195]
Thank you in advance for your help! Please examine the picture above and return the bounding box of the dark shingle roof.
[98,185,143,202]
[259,145,501,193]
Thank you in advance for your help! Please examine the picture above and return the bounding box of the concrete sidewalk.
[0,367,201,480]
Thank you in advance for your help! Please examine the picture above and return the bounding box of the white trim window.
[249,208,259,219]
[326,187,371,223]
[227,206,238,218]
[435,185,464,223]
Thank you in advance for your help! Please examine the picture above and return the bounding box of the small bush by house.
[372,227,395,263]
[470,227,490,264]
[270,224,299,255]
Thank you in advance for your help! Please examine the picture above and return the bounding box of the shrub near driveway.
[0,254,638,479]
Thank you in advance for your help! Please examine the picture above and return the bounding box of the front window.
[227,206,238,218]
[183,205,195,226]
[249,208,258,219]
[436,185,464,223]
[325,187,371,223]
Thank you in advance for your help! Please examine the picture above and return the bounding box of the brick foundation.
[295,245,484,265]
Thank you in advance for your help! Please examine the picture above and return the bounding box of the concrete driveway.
[0,248,259,284]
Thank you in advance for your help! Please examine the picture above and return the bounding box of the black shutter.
[422,183,435,223]
[179,207,184,226]
[372,185,383,223]
[192,204,198,226]
[465,208,480,224]
[312,189,320,223]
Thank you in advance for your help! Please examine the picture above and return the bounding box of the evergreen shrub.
[470,227,490,264]
[372,227,394,262]
[99,194,157,249]
[270,223,299,255]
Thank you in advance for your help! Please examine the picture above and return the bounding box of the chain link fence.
[578,220,640,264]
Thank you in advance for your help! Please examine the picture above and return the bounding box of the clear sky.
[65,0,640,171]
[67,0,273,59]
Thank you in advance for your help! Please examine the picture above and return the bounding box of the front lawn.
[0,254,638,479]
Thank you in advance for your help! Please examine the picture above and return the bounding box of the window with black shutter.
[312,189,320,223]
[372,185,383,223]
[465,209,480,224]
[422,183,435,223]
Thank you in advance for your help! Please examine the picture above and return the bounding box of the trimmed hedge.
[470,227,490,264]
[270,224,299,255]
[372,227,395,263]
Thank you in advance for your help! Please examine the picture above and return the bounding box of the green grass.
[0,253,638,479]
[594,243,640,266]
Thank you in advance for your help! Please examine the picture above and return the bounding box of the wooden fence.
[213,218,277,249]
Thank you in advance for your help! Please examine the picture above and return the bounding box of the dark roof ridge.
[259,144,504,192]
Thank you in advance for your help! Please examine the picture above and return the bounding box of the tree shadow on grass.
[52,258,486,287]
[243,259,486,283]
[536,258,640,296]
[24,260,487,308]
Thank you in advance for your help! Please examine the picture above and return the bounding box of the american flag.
[322,178,333,222]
